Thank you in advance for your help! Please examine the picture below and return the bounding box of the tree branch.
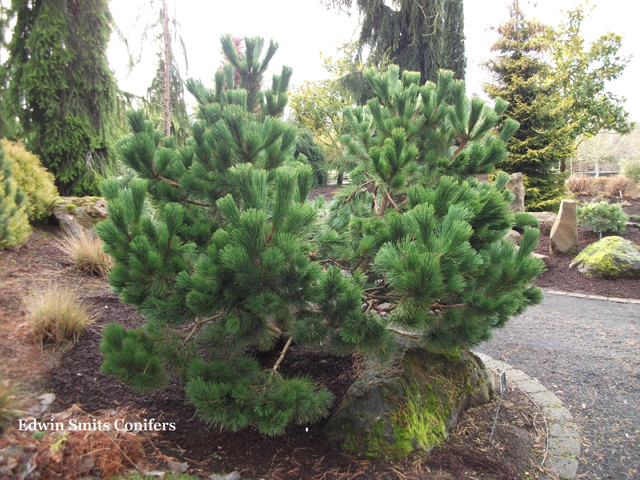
[184,314,222,343]
[271,336,293,375]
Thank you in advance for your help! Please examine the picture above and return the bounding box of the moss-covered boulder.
[52,197,108,236]
[569,236,640,279]
[325,334,494,460]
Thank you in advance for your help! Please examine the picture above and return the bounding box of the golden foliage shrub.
[1,139,59,221]
[0,142,31,249]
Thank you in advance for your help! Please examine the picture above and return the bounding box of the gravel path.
[476,292,640,480]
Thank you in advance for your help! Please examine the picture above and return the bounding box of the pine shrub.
[513,212,540,231]
[621,160,640,183]
[96,36,545,437]
[26,284,94,346]
[1,140,59,221]
[577,201,628,234]
[0,141,31,249]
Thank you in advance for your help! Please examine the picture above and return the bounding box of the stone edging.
[473,352,580,480]
[543,288,640,305]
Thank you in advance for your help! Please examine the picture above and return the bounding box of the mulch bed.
[534,196,640,300]
[44,293,547,479]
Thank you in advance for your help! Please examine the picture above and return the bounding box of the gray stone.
[505,172,525,212]
[531,252,551,268]
[545,455,579,479]
[550,200,578,254]
[325,335,494,460]
[569,236,640,279]
[504,229,522,245]
[531,212,557,234]
[52,196,108,237]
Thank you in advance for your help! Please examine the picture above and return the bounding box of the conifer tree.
[2,0,117,195]
[97,35,544,437]
[484,1,573,211]
[326,0,466,82]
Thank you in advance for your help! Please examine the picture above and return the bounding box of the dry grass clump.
[59,227,112,276]
[0,376,21,432]
[25,284,94,346]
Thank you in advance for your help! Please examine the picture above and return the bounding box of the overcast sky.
[108,0,639,121]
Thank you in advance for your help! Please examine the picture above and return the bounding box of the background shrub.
[577,201,628,234]
[26,284,94,346]
[0,141,30,249]
[621,160,640,183]
[604,174,636,198]
[567,174,638,198]
[513,212,540,231]
[567,174,592,195]
[1,139,59,221]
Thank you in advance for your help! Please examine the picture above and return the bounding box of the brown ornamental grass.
[59,227,112,276]
[25,284,94,346]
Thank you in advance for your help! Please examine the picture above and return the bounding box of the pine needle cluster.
[96,35,545,437]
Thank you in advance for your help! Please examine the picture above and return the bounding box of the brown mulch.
[534,195,640,300]
[43,293,548,479]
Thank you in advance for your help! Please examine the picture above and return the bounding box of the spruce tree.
[327,0,466,83]
[97,35,544,437]
[2,0,117,195]
[484,0,573,211]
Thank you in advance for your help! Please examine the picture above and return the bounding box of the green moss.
[391,381,447,455]
[572,236,640,279]
[64,203,77,214]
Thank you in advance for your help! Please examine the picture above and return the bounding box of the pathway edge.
[473,351,581,480]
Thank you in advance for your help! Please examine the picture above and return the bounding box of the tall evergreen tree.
[440,0,466,80]
[484,0,573,211]
[97,35,544,438]
[326,0,466,82]
[2,0,117,195]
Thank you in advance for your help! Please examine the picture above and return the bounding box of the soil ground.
[2,191,639,479]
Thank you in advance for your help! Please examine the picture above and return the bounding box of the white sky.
[108,0,639,121]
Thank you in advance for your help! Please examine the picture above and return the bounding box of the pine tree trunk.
[162,0,171,138]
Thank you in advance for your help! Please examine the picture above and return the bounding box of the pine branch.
[385,191,400,212]
[377,194,388,217]
[271,336,293,375]
[185,199,211,208]
[184,314,222,343]
[430,302,467,312]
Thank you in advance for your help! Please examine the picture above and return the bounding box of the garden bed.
[0,228,552,479]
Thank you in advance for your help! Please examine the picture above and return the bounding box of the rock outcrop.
[550,200,578,254]
[570,236,640,279]
[325,335,494,460]
[52,197,108,237]
[505,172,525,212]
[530,212,557,234]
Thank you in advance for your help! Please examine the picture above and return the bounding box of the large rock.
[505,172,525,212]
[569,236,640,279]
[550,200,578,254]
[325,335,494,460]
[52,197,108,237]
[504,229,522,245]
[530,212,557,234]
